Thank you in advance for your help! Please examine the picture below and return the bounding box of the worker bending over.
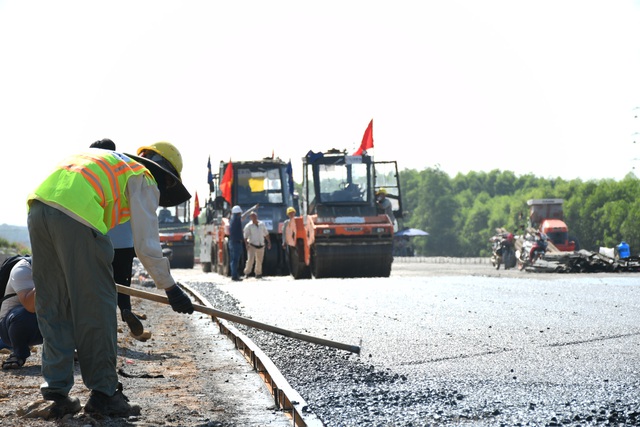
[27,141,194,419]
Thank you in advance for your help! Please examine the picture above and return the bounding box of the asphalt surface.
[175,259,640,426]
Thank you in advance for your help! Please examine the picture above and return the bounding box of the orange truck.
[527,199,577,252]
[288,149,403,279]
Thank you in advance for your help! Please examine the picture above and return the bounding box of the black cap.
[125,153,191,207]
[90,138,116,150]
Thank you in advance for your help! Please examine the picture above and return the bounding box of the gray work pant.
[28,201,118,398]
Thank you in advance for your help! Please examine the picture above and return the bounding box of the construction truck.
[288,149,402,279]
[196,157,297,276]
[526,198,577,252]
[157,201,195,269]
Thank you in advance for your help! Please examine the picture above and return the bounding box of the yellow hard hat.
[286,207,296,215]
[128,141,190,207]
[377,188,387,195]
[137,141,183,177]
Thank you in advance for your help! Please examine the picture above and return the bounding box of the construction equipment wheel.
[171,250,194,269]
[202,262,212,273]
[311,246,329,279]
[376,259,392,277]
[289,244,311,280]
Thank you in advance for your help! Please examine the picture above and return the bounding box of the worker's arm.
[243,223,251,246]
[127,174,193,314]
[127,174,175,290]
[8,261,37,313]
[17,289,36,313]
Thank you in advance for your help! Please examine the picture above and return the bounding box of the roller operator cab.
[157,201,195,269]
[196,158,297,276]
[288,149,403,279]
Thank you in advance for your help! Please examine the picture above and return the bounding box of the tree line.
[398,168,640,257]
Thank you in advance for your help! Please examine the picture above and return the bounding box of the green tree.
[409,168,459,256]
[395,166,640,257]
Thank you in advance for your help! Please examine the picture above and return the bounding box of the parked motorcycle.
[516,232,547,270]
[490,233,516,270]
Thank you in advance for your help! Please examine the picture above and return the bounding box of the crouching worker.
[0,256,43,370]
[27,141,195,419]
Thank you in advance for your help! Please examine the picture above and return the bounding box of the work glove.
[165,283,194,314]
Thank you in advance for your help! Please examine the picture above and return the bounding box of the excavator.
[288,149,402,279]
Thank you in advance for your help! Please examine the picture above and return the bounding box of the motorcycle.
[490,234,516,270]
[516,233,547,270]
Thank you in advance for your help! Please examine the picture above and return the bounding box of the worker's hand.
[165,283,194,314]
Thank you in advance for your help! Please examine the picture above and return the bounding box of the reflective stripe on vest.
[30,151,155,234]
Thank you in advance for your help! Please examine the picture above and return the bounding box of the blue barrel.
[617,241,630,259]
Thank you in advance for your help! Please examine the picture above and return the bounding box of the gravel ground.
[3,258,638,427]
[183,260,640,427]
[0,276,291,427]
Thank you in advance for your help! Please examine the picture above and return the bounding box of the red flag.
[353,119,374,155]
[220,161,234,203]
[193,192,201,220]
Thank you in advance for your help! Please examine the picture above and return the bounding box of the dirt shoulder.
[0,281,290,427]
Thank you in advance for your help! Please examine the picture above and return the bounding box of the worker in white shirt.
[243,211,271,279]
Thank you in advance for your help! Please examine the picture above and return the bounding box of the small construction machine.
[527,198,576,252]
[196,157,297,276]
[288,149,402,279]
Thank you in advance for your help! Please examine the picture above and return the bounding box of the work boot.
[132,311,147,320]
[46,395,81,419]
[121,309,144,336]
[84,383,141,417]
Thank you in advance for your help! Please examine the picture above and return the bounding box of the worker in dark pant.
[0,257,42,370]
[281,207,297,268]
[0,309,42,369]
[229,205,244,281]
[112,243,143,335]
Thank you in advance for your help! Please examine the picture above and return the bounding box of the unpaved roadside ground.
[0,281,291,427]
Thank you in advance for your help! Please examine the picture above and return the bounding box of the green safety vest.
[28,151,155,234]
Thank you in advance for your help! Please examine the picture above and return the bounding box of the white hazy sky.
[1,1,640,227]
